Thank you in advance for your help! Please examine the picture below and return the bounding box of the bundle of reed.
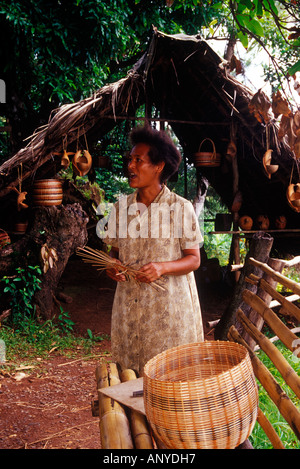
[77,246,166,291]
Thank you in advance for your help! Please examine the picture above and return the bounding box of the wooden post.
[215,231,273,341]
[120,369,154,449]
[256,408,285,449]
[96,363,134,449]
[241,258,286,348]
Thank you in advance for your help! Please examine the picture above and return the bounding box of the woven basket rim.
[143,340,249,384]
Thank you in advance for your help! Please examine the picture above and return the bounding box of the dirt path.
[0,257,231,449]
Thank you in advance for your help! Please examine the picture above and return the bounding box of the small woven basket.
[143,341,258,449]
[193,138,221,167]
[0,229,11,249]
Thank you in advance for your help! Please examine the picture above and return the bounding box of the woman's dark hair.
[129,125,182,182]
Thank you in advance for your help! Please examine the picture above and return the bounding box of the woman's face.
[127,143,164,189]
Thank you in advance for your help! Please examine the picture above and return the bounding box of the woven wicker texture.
[144,341,258,449]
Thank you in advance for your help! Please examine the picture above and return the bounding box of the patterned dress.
[103,185,204,375]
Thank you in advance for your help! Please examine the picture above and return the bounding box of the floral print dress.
[103,185,204,375]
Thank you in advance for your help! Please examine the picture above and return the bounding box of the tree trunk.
[0,203,89,320]
[215,231,274,341]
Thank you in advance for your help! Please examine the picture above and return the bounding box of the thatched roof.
[0,28,299,233]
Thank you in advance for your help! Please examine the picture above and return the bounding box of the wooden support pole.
[120,369,154,449]
[248,257,300,296]
[96,363,134,449]
[241,257,286,349]
[215,232,273,341]
[256,408,285,449]
[237,308,300,400]
[228,326,300,442]
[259,279,300,322]
[242,290,300,354]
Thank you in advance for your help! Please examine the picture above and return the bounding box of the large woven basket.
[143,341,258,449]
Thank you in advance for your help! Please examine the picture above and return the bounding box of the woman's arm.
[136,247,200,284]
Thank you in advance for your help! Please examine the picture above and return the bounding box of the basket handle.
[198,139,217,159]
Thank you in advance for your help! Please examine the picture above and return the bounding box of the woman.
[104,125,204,375]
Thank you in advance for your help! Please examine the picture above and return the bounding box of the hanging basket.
[32,179,63,207]
[193,139,221,167]
[144,341,258,450]
[14,221,28,234]
[215,213,232,231]
[0,229,11,249]
[95,154,110,169]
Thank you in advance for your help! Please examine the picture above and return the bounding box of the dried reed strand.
[77,246,166,291]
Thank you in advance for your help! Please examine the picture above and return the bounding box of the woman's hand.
[136,247,200,284]
[136,262,165,283]
[106,259,126,282]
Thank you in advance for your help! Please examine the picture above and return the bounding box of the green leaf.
[211,2,223,9]
[237,30,249,49]
[263,0,278,15]
[253,0,263,17]
[239,0,254,9]
[245,17,264,36]
[288,59,300,77]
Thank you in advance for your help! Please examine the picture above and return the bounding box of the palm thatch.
[0,68,145,196]
[0,28,299,243]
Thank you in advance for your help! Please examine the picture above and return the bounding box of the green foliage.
[57,307,75,334]
[250,342,300,449]
[1,265,42,328]
[1,0,298,154]
[0,319,110,367]
[0,1,211,121]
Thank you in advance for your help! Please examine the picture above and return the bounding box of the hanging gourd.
[256,215,270,230]
[263,149,278,179]
[275,215,287,230]
[286,183,300,213]
[73,149,92,176]
[72,129,93,176]
[226,141,237,159]
[239,215,253,231]
[61,150,74,169]
[11,164,28,211]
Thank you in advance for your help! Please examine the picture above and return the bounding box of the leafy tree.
[0,0,298,156]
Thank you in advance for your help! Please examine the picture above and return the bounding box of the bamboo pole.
[237,308,300,400]
[120,369,154,449]
[242,289,300,354]
[256,408,285,449]
[258,278,300,322]
[96,363,134,449]
[249,257,300,296]
[228,325,300,442]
